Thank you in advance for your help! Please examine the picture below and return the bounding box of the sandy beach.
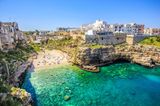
[32,50,70,70]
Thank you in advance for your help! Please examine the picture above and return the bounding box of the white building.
[81,20,144,35]
[81,20,109,32]
[85,30,126,45]
[39,31,50,36]
[109,23,144,35]
[85,30,97,36]
[109,24,124,33]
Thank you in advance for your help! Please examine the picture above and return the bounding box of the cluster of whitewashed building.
[0,22,26,50]
[81,20,144,35]
[81,20,159,45]
[109,23,144,35]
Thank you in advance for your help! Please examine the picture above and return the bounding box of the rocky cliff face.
[116,45,160,67]
[76,45,160,68]
[0,22,33,105]
[77,46,116,65]
[0,22,26,51]
[0,59,33,106]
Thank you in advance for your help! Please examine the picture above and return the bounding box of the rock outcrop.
[0,22,26,51]
[11,87,32,106]
[76,44,160,72]
[10,61,32,87]
[0,22,34,105]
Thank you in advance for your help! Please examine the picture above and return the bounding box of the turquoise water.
[22,63,160,106]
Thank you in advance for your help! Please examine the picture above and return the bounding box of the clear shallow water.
[22,63,160,106]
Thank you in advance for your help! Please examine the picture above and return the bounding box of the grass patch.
[139,36,160,47]
[44,38,73,50]
[88,44,104,49]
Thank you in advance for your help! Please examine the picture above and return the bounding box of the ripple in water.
[22,63,160,106]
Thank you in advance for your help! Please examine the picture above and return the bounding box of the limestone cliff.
[76,45,160,71]
[0,22,27,51]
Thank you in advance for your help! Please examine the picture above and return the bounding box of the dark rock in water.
[61,81,65,84]
[80,72,84,75]
[58,93,61,96]
[64,95,70,101]
[130,90,136,95]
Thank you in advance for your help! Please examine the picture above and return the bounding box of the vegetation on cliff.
[0,81,22,106]
[0,41,35,106]
[30,36,83,64]
[139,36,160,47]
[44,37,73,50]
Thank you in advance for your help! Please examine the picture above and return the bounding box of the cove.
[22,62,160,106]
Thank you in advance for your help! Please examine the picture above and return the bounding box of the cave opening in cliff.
[113,58,131,64]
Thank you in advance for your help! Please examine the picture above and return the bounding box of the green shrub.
[139,36,160,47]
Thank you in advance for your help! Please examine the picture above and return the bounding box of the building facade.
[81,20,144,35]
[82,20,145,45]
[81,20,109,32]
[109,24,124,33]
[144,28,160,35]
[85,30,126,45]
[109,23,144,35]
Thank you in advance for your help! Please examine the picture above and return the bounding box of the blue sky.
[0,0,160,31]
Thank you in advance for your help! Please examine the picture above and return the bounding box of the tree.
[156,36,160,42]
[1,59,10,83]
[150,39,154,43]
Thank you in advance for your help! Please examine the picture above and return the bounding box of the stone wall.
[85,35,126,45]
[85,33,150,45]
[126,35,149,45]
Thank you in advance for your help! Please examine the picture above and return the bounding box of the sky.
[0,0,160,31]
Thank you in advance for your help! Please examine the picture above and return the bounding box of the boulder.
[64,95,70,101]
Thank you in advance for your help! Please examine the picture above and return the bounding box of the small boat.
[80,65,99,73]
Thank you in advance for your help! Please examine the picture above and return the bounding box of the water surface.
[22,63,160,106]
